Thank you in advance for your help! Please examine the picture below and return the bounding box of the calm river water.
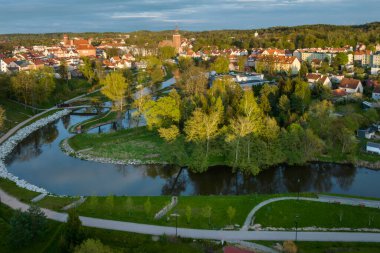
[5,113,380,197]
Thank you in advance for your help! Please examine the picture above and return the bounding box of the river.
[4,112,380,197]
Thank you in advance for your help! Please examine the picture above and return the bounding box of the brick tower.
[172,26,181,53]
[63,34,69,46]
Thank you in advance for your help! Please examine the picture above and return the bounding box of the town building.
[306,73,332,88]
[158,27,183,53]
[366,142,380,155]
[338,78,363,94]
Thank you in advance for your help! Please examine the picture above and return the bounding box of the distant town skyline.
[0,0,379,34]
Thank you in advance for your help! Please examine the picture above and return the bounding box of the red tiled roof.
[255,55,297,64]
[2,57,17,65]
[76,44,95,50]
[339,78,361,89]
[332,89,347,97]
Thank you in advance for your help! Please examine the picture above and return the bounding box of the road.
[1,189,380,242]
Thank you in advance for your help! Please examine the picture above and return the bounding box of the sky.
[0,0,379,34]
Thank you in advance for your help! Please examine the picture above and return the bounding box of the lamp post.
[171,212,180,237]
[295,214,299,241]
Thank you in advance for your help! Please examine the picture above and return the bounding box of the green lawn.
[36,196,80,211]
[77,193,316,230]
[0,99,36,133]
[77,111,117,132]
[68,126,170,163]
[78,196,171,224]
[0,178,40,202]
[255,200,380,229]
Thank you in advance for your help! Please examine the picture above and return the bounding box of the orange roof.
[2,57,17,64]
[256,55,297,64]
[332,89,347,97]
[339,78,361,89]
[76,44,95,50]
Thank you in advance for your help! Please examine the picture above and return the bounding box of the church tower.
[172,26,181,53]
[63,34,69,46]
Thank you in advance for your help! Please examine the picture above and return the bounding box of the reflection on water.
[4,113,380,197]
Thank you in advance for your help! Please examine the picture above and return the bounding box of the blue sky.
[0,0,379,34]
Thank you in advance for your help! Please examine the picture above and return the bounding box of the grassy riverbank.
[255,200,380,229]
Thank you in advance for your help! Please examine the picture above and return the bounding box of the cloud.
[111,12,165,19]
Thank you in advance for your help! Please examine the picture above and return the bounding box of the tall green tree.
[0,106,5,130]
[61,209,84,253]
[101,71,128,112]
[185,105,222,156]
[211,56,229,74]
[79,57,96,84]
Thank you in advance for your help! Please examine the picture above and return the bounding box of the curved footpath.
[242,195,380,231]
[1,189,380,242]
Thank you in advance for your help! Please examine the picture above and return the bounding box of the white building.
[366,142,380,155]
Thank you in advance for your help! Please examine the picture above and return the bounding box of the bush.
[74,239,113,253]
[283,240,298,253]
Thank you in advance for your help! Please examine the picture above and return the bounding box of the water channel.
[4,111,380,197]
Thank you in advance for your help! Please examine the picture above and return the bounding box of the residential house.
[76,44,96,57]
[338,78,363,94]
[373,84,380,100]
[354,50,372,66]
[357,127,376,139]
[306,73,332,88]
[0,57,17,73]
[366,142,380,155]
[254,55,301,75]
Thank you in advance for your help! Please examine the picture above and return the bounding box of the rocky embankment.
[0,110,71,193]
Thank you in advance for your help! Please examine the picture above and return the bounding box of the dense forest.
[1,22,379,52]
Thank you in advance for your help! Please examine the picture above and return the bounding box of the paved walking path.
[62,196,87,211]
[1,189,380,242]
[241,195,380,231]
[31,193,47,203]
[0,89,101,145]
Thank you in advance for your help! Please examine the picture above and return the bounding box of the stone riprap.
[0,109,71,194]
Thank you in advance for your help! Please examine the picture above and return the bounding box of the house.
[373,84,380,100]
[366,142,380,155]
[306,73,332,88]
[76,44,96,57]
[338,78,363,94]
[357,127,376,139]
[311,59,322,69]
[0,57,17,73]
[254,55,301,75]
[354,50,372,66]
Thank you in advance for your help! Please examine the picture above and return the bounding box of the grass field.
[255,200,380,229]
[36,195,80,211]
[0,178,40,202]
[0,99,35,134]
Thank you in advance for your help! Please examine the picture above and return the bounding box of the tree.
[185,206,192,224]
[132,88,151,127]
[177,66,207,98]
[61,209,84,253]
[158,46,176,60]
[79,57,96,84]
[299,62,308,77]
[0,106,5,130]
[101,71,128,112]
[291,80,311,114]
[158,125,180,142]
[283,240,298,253]
[202,205,212,225]
[144,197,152,217]
[143,89,181,129]
[185,108,222,156]
[11,71,34,106]
[126,197,134,216]
[74,239,113,253]
[226,206,236,224]
[238,56,247,71]
[9,205,47,247]
[333,52,348,69]
[211,56,229,74]
[178,57,194,72]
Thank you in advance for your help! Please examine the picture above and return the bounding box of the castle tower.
[63,34,69,46]
[172,26,181,53]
